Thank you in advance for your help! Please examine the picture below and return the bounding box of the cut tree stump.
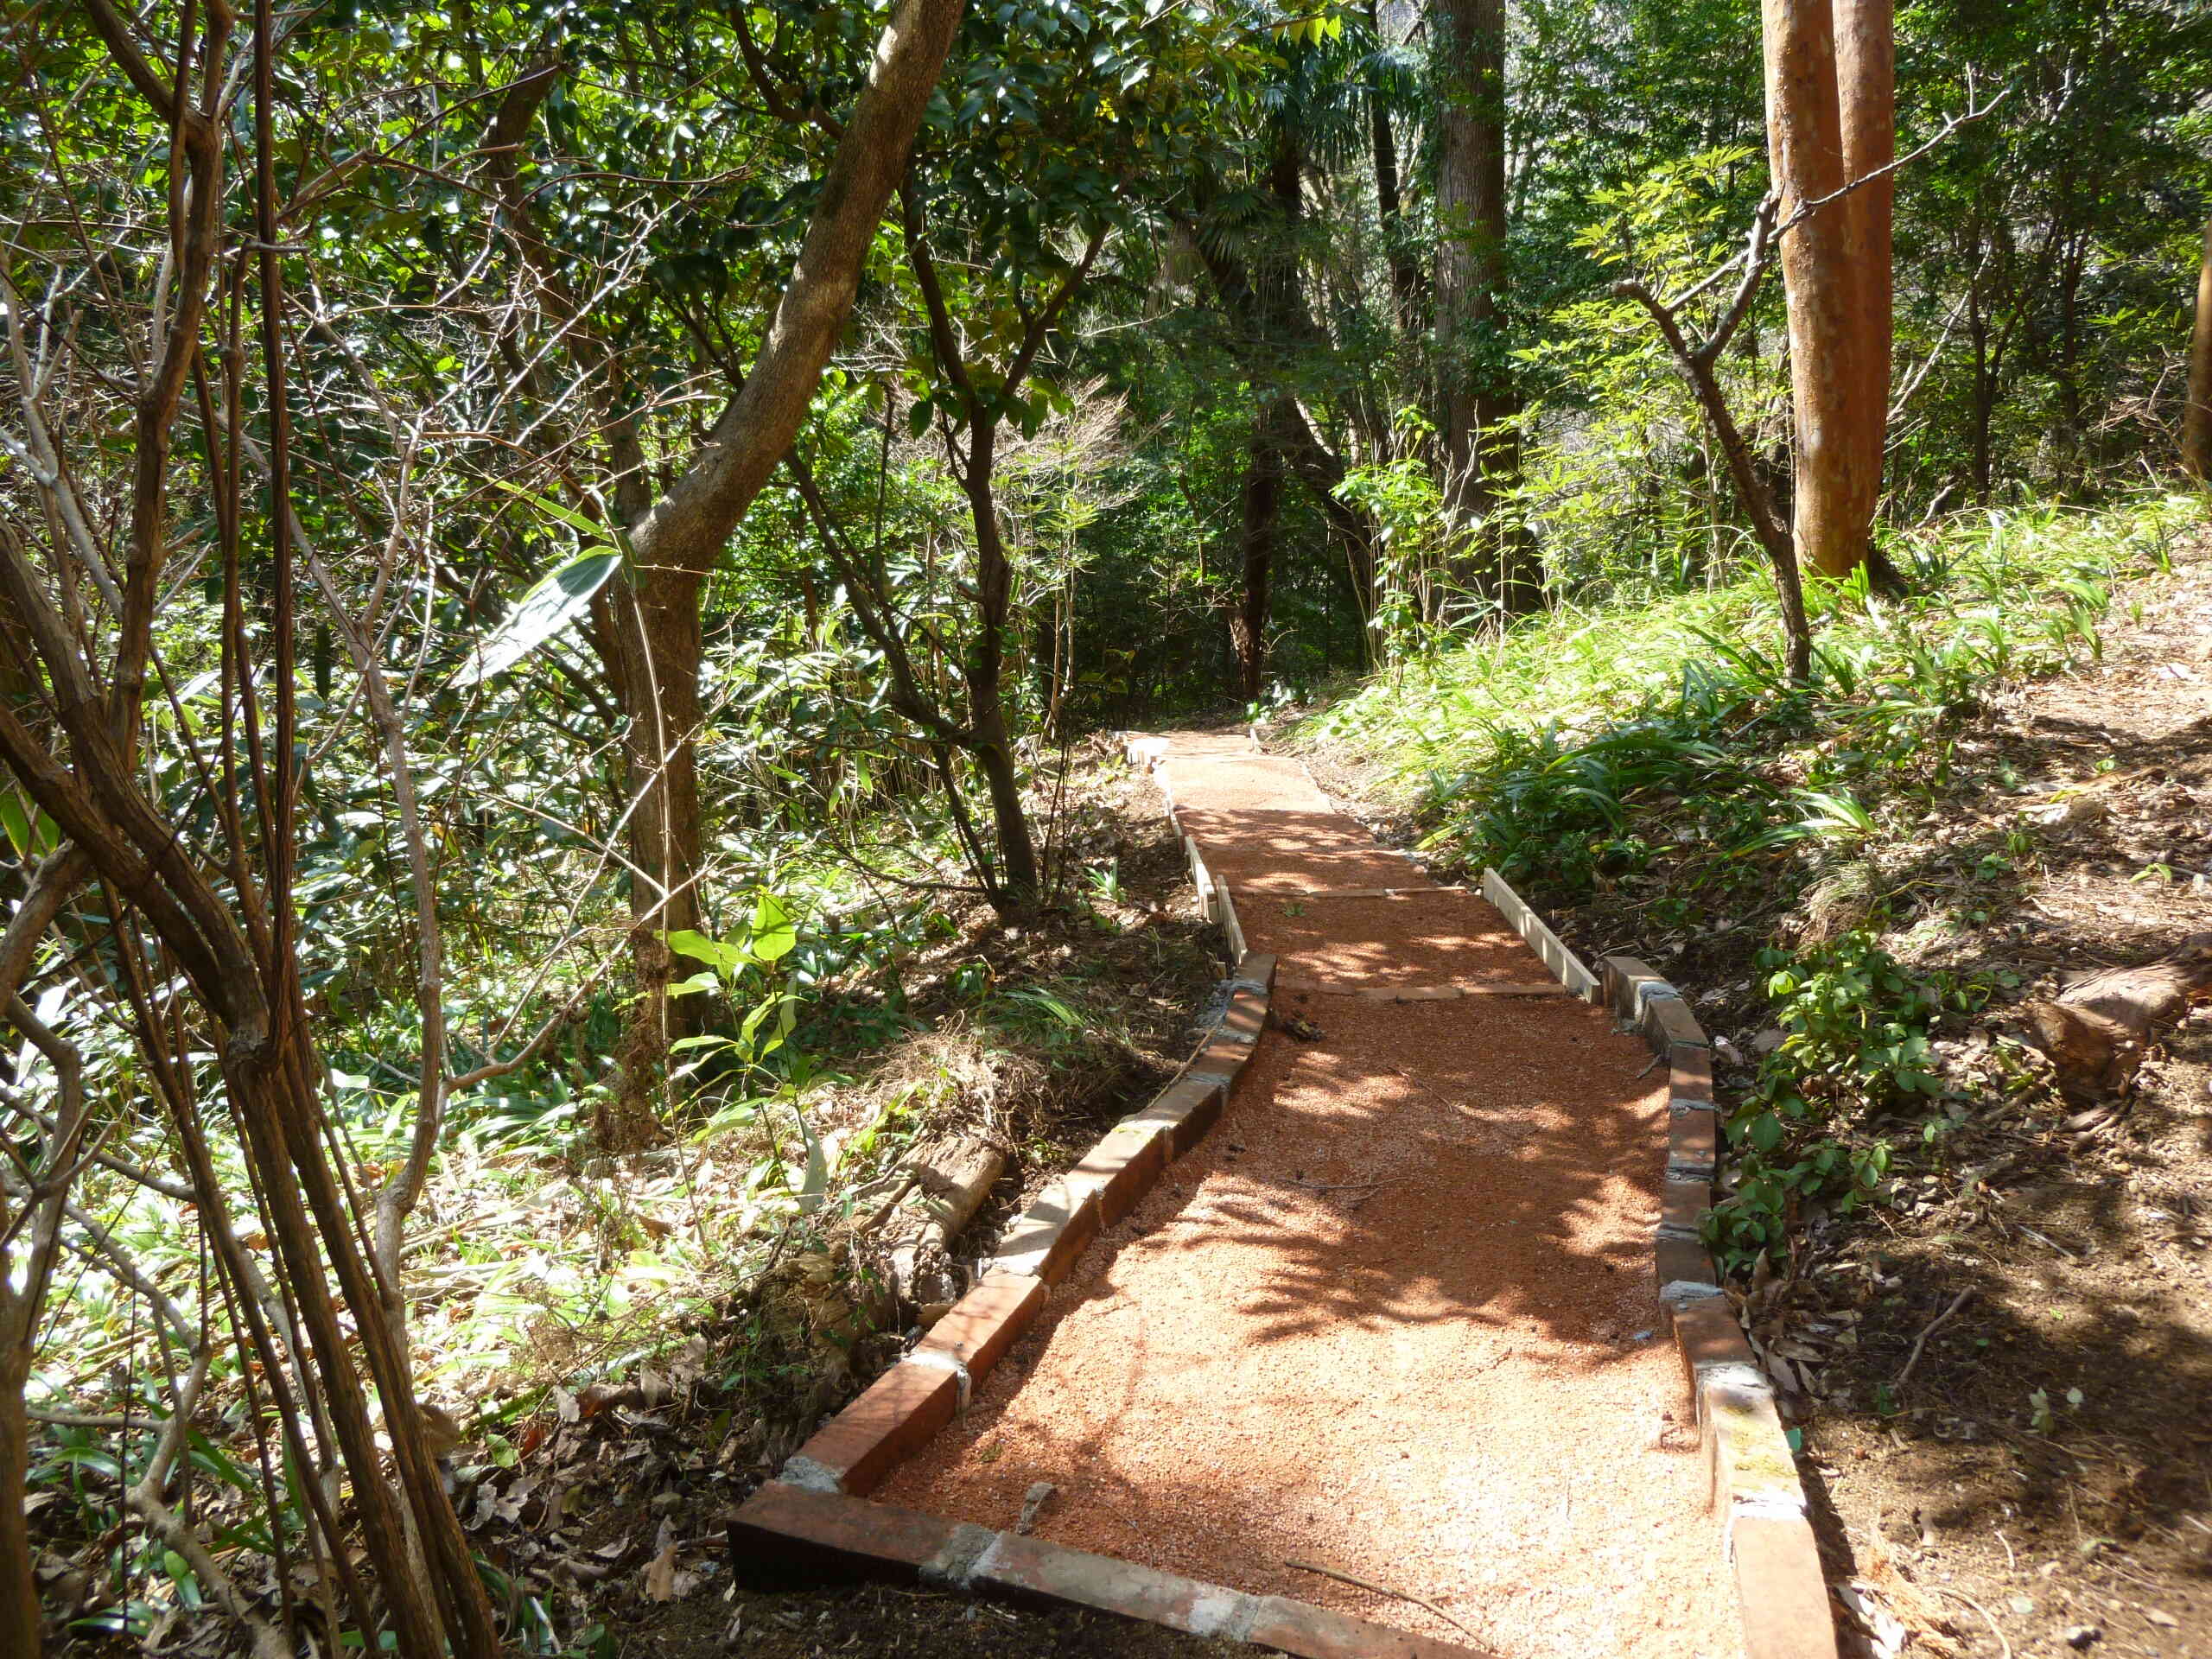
[2019,934,2212,1103]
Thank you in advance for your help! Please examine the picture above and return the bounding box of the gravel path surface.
[882,733,1743,1657]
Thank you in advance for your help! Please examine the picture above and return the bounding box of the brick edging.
[1596,953,1840,1659]
[1125,733,1257,967]
[765,743,1278,1505]
[730,734,1482,1653]
[1132,736,1832,1656]
[729,1482,1482,1658]
[1478,867,1600,1001]
[766,1002,1278,1498]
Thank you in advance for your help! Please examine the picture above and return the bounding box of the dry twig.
[1283,1559,1482,1644]
[1937,1586,2012,1659]
[1897,1287,1974,1389]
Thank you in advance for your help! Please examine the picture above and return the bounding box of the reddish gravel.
[882,733,1743,1657]
[1164,747,1428,894]
[1244,893,1552,988]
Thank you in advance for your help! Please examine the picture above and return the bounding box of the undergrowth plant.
[1702,932,1931,1265]
[1702,928,2010,1267]
[1305,493,2202,1272]
[1309,496,2195,904]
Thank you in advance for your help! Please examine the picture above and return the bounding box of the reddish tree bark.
[1834,0,1893,534]
[1762,0,1890,580]
[1368,3,1425,340]
[2186,214,2212,484]
[1434,0,1538,609]
[1230,401,1287,697]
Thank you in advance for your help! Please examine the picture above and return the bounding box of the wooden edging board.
[727,732,1484,1656]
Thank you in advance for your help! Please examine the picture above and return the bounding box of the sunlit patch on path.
[881,731,1744,1657]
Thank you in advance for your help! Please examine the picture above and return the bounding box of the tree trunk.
[1834,0,1892,539]
[0,1339,33,1659]
[598,383,706,1133]
[1433,0,1536,611]
[2185,213,2212,484]
[491,0,961,1115]
[1678,352,1814,682]
[1368,1,1424,340]
[1185,149,1385,642]
[598,561,707,1139]
[1230,404,1287,697]
[1621,269,1815,683]
[1762,0,1866,580]
[959,428,1044,915]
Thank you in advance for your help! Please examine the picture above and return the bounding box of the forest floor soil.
[880,733,1743,1657]
[1300,535,2212,1659]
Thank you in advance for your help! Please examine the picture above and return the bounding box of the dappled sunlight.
[882,733,1739,1657]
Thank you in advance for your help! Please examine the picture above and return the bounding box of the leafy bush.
[1312,494,2196,901]
[1704,931,1999,1268]
[1699,932,1934,1265]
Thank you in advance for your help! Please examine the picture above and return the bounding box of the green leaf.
[740,991,798,1059]
[186,1431,260,1495]
[748,891,797,963]
[664,929,747,974]
[0,791,31,859]
[493,481,620,547]
[0,789,57,860]
[459,549,622,684]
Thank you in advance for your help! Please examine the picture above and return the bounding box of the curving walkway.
[880,733,1744,1656]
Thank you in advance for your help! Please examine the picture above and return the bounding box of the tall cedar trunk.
[1231,404,1287,696]
[2185,214,2212,484]
[960,424,1044,913]
[1187,144,1384,643]
[1764,0,1871,579]
[1434,0,1537,611]
[1205,131,1306,688]
[1834,0,1892,537]
[1371,99,1424,338]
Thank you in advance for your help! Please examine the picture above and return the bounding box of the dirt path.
[882,733,1744,1657]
